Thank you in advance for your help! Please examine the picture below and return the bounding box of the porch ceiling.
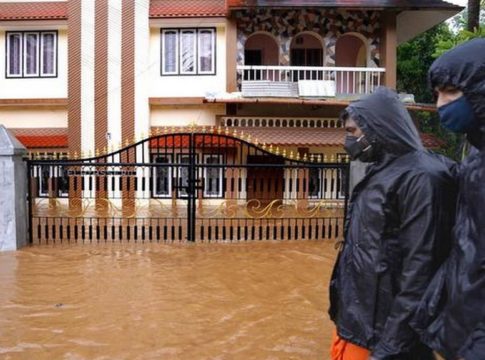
[228,0,462,10]
[203,97,438,112]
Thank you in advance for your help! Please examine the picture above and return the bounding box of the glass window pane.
[42,33,56,75]
[178,155,190,197]
[309,168,321,198]
[198,29,214,74]
[25,33,39,76]
[204,155,222,197]
[180,30,196,74]
[40,166,50,196]
[7,33,22,76]
[57,166,69,197]
[163,30,178,74]
[153,156,171,197]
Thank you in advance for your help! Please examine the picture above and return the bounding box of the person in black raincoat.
[329,87,456,359]
[412,39,485,360]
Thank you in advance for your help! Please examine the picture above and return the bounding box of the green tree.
[397,24,452,103]
[397,24,462,159]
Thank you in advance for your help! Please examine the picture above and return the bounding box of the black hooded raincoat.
[329,87,456,359]
[412,39,485,360]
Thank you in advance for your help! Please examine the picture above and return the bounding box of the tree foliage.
[397,25,462,159]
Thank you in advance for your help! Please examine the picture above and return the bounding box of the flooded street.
[0,241,338,359]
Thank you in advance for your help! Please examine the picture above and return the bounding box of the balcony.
[237,65,386,99]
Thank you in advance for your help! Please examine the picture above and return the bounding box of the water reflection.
[0,241,337,359]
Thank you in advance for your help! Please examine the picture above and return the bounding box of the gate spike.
[275,147,280,155]
[232,129,238,137]
[303,153,308,161]
[103,146,107,155]
[95,148,100,157]
[74,151,79,159]
[282,149,287,157]
[289,151,294,159]
[310,154,315,162]
[324,154,328,162]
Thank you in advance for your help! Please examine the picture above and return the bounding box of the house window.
[176,154,192,198]
[6,31,57,78]
[161,28,216,75]
[203,154,223,198]
[308,153,323,199]
[152,154,172,198]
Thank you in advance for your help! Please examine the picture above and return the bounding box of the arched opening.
[244,32,279,66]
[336,34,367,67]
[335,34,368,95]
[290,32,323,67]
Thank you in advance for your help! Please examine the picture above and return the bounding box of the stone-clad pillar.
[0,125,28,251]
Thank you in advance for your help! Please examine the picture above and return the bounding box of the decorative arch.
[335,32,369,67]
[289,31,325,67]
[244,31,279,66]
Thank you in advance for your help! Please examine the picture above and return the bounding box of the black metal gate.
[26,130,349,244]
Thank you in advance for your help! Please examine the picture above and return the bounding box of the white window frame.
[152,154,172,198]
[23,32,40,77]
[180,29,197,75]
[6,30,58,78]
[203,154,224,198]
[161,29,179,75]
[197,28,216,75]
[6,32,22,78]
[40,31,57,77]
[161,28,216,76]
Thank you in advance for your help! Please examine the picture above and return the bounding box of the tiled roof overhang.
[0,2,68,21]
[150,0,227,18]
[150,126,444,149]
[9,128,68,148]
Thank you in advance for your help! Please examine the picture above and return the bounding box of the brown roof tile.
[150,126,445,149]
[0,2,67,21]
[150,0,227,18]
[9,128,68,148]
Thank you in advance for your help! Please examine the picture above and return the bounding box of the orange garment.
[330,329,370,360]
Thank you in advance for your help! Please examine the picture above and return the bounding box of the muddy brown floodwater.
[0,241,339,360]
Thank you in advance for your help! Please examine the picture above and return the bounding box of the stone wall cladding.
[236,9,380,67]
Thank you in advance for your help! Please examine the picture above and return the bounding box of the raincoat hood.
[346,87,424,157]
[429,38,485,148]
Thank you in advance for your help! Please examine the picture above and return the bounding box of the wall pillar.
[381,11,397,90]
[0,125,28,251]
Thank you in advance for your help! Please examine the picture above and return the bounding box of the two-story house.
[0,0,462,243]
[0,0,460,157]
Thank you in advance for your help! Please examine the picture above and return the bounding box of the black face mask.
[344,135,377,163]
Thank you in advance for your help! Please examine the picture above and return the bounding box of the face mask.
[438,96,476,133]
[344,135,376,163]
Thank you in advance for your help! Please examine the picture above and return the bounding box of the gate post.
[0,126,28,251]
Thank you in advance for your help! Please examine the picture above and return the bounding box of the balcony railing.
[237,65,386,98]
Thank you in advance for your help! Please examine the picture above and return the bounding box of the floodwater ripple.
[0,241,338,360]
